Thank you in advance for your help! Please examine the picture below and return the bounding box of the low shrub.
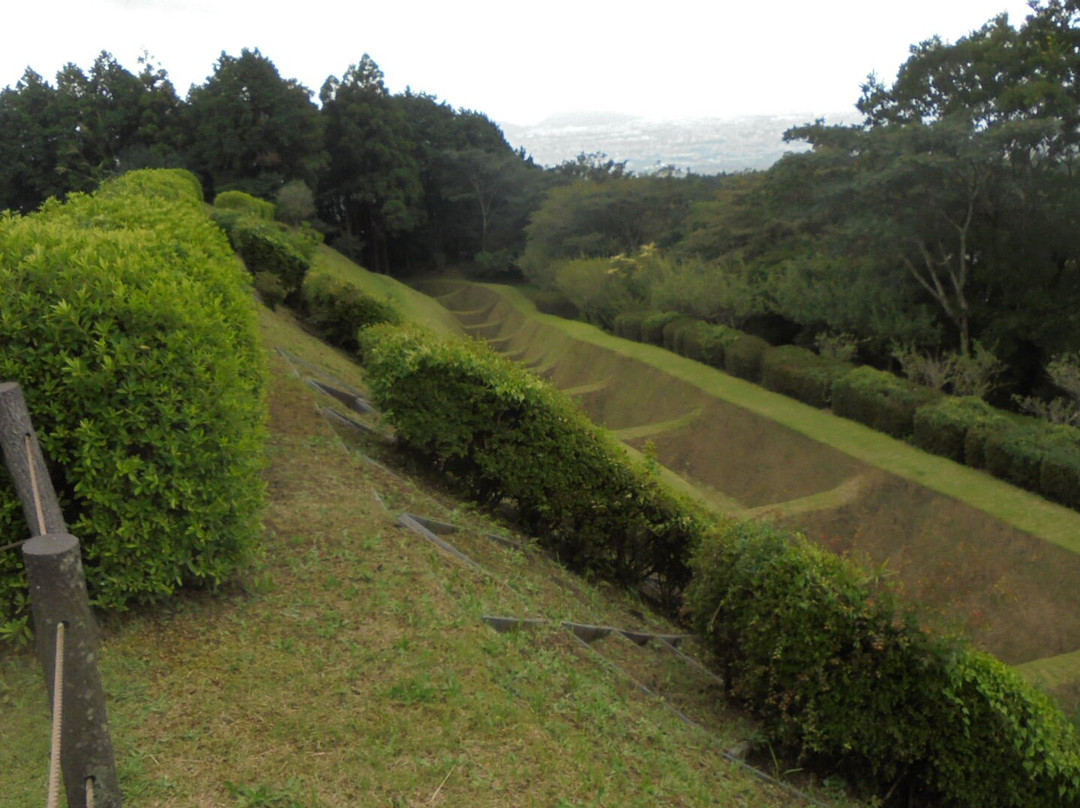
[832,366,941,439]
[214,189,276,220]
[526,288,579,320]
[357,324,706,600]
[687,521,1080,807]
[298,271,402,353]
[723,333,770,382]
[761,345,851,408]
[0,169,266,639]
[912,396,998,463]
[253,271,288,309]
[982,418,1050,493]
[1040,429,1080,509]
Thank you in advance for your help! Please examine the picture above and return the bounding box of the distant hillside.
[501,110,857,175]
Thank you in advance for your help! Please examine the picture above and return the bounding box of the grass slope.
[0,303,842,807]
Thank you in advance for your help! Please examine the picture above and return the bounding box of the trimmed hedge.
[723,333,771,383]
[357,324,706,599]
[213,189,276,220]
[833,366,942,439]
[661,315,698,353]
[761,345,852,409]
[0,169,267,641]
[687,520,1080,807]
[912,396,999,463]
[298,271,402,353]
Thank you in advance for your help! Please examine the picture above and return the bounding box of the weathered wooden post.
[0,382,122,807]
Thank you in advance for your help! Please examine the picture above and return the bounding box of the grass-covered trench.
[0,302,844,807]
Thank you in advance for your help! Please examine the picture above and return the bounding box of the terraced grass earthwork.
[428,280,1080,706]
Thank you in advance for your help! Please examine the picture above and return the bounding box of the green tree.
[186,48,325,198]
[318,55,424,273]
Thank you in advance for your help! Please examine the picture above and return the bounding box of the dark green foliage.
[612,311,645,342]
[358,325,705,599]
[640,311,682,346]
[912,396,998,463]
[298,272,402,353]
[214,190,276,220]
[0,169,266,637]
[832,366,941,439]
[760,345,851,408]
[687,521,1080,807]
[723,334,770,383]
[982,419,1051,493]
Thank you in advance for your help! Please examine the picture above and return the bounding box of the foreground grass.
[0,305,834,807]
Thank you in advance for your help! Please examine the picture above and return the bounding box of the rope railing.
[46,622,65,808]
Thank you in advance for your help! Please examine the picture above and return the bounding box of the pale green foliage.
[1016,352,1080,426]
[274,180,317,225]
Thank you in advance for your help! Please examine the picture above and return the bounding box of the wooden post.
[0,382,66,535]
[24,534,122,808]
[0,381,121,806]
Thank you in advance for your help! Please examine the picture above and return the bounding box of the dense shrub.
[833,366,941,439]
[912,396,998,463]
[525,288,579,320]
[0,169,266,641]
[690,324,740,369]
[214,189,276,220]
[661,315,699,353]
[640,310,683,346]
[274,180,316,225]
[761,345,852,408]
[1040,431,1080,510]
[723,333,770,382]
[613,311,645,342]
[225,217,316,299]
[358,324,705,599]
[687,521,1080,807]
[253,271,288,309]
[299,271,402,353]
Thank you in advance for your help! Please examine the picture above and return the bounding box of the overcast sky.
[2,0,1038,125]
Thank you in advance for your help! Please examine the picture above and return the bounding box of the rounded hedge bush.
[723,333,770,382]
[760,345,851,409]
[912,396,998,463]
[833,366,941,439]
[0,170,266,641]
[213,189,276,220]
[299,270,402,353]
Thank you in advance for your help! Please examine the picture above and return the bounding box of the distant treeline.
[6,1,1080,403]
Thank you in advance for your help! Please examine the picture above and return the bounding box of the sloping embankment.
[426,280,1080,704]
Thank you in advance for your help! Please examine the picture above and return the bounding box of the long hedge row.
[358,320,1080,807]
[0,169,267,641]
[616,309,1080,511]
[357,324,705,603]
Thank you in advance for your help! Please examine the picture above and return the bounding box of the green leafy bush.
[1040,427,1080,509]
[723,333,770,382]
[832,366,941,439]
[688,324,740,369]
[982,418,1049,492]
[912,396,998,463]
[0,169,266,636]
[760,345,851,408]
[358,324,705,599]
[298,271,402,353]
[253,271,288,310]
[226,217,316,299]
[687,521,1080,807]
[214,189,276,220]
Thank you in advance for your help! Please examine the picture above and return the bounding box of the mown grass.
[0,303,845,807]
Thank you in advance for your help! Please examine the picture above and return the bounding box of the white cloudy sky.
[2,0,1037,125]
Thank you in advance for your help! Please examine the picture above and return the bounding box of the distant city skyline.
[3,0,1037,125]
